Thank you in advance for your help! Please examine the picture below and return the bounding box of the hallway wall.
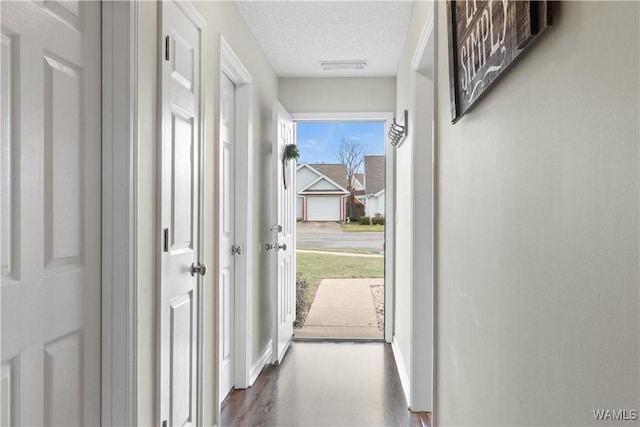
[279,77,396,113]
[137,2,158,425]
[432,2,639,426]
[136,2,279,425]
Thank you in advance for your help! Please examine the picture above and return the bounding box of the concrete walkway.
[295,278,383,339]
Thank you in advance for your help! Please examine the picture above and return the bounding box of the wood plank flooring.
[221,342,431,427]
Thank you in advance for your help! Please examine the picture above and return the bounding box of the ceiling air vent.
[320,60,367,71]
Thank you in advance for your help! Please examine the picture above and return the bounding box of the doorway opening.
[291,117,392,341]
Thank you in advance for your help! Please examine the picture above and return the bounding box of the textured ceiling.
[236,1,415,78]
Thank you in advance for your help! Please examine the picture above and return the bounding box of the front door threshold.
[293,336,385,343]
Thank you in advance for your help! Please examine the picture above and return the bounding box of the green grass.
[297,247,381,255]
[295,252,384,327]
[341,223,385,232]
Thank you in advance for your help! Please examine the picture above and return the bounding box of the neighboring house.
[296,163,349,221]
[361,155,385,217]
[352,173,365,196]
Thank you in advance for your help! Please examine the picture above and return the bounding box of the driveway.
[297,222,384,252]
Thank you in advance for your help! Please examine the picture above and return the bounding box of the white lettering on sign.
[459,0,509,102]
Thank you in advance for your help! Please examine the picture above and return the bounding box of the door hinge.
[163,228,169,252]
[165,35,170,61]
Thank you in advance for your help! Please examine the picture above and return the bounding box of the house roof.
[309,163,348,190]
[364,156,385,195]
[297,163,349,194]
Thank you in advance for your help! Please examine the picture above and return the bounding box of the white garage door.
[307,196,340,221]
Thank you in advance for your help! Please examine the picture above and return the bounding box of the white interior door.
[1,1,101,425]
[219,72,236,403]
[159,2,203,426]
[271,102,296,364]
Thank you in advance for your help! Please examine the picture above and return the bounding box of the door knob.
[231,245,243,255]
[265,243,286,251]
[191,262,207,277]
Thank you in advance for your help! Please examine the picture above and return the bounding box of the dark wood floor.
[221,342,431,427]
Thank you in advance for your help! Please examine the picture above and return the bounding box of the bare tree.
[334,138,367,200]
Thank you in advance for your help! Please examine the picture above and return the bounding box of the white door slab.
[219,72,236,403]
[159,2,203,425]
[1,1,101,425]
[271,102,296,364]
[307,196,341,221]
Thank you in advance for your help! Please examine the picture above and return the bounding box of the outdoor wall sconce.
[388,110,408,147]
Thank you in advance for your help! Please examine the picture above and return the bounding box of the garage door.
[307,196,340,221]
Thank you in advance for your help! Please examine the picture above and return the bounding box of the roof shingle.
[309,163,348,190]
[364,156,385,194]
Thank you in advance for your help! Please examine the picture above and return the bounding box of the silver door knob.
[191,262,207,277]
[232,245,243,255]
[277,243,287,251]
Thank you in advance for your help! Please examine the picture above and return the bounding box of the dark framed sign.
[447,1,552,122]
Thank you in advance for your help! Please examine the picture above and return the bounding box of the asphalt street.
[297,232,384,252]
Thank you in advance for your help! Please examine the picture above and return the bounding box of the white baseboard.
[249,340,272,386]
[392,337,411,406]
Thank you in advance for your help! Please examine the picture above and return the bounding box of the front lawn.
[295,252,384,327]
[341,223,385,232]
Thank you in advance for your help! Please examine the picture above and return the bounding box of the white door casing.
[158,2,205,426]
[101,1,138,425]
[219,72,236,403]
[408,5,435,412]
[271,102,296,364]
[1,1,101,425]
[216,40,254,422]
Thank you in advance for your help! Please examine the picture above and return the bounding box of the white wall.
[279,77,396,113]
[136,2,279,425]
[432,2,639,426]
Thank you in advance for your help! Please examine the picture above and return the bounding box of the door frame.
[408,3,436,413]
[102,2,139,425]
[216,36,254,414]
[289,112,395,343]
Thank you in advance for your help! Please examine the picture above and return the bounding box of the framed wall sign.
[447,1,552,122]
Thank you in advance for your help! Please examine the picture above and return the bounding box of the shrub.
[372,215,385,226]
[294,273,310,328]
[359,216,371,225]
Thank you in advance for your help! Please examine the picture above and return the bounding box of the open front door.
[271,101,296,364]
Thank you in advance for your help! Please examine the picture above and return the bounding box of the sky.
[296,121,385,171]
